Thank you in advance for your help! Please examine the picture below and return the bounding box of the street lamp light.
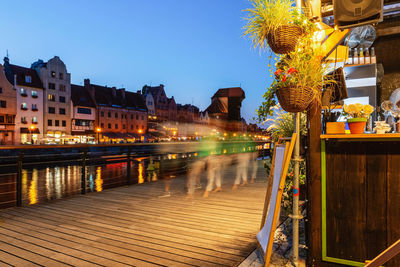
[29,125,36,144]
[96,127,101,144]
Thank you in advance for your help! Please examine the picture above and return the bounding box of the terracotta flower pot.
[347,118,367,134]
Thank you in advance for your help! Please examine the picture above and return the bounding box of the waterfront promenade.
[0,162,267,266]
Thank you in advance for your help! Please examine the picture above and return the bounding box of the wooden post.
[81,150,87,194]
[127,147,132,184]
[16,151,23,207]
[306,107,322,266]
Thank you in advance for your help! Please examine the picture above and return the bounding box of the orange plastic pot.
[347,118,367,134]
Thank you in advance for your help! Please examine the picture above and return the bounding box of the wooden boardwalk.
[0,162,268,267]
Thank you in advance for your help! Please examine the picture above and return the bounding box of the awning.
[20,127,40,134]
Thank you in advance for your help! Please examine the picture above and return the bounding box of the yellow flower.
[363,104,374,115]
[354,103,364,114]
[347,104,357,115]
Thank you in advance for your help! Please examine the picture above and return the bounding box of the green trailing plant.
[264,104,307,142]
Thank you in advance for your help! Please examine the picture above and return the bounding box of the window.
[77,108,91,114]
[6,115,12,124]
[62,120,66,127]
[21,103,28,110]
[55,120,59,126]
[20,88,27,96]
[59,108,66,115]
[25,76,31,83]
[136,114,139,120]
[21,117,27,123]
[108,123,111,129]
[142,115,144,120]
[131,114,133,119]
[59,96,66,103]
[32,104,38,110]
[32,117,37,123]
[59,73,63,80]
[51,71,56,78]
[123,124,126,129]
[101,123,104,128]
[131,125,133,130]
[48,119,52,126]
[101,111,104,117]
[48,107,55,114]
[48,83,56,89]
[31,90,38,98]
[59,84,66,92]
[0,87,2,93]
[0,101,5,108]
[136,125,138,129]
[48,94,55,101]
[0,116,4,123]
[115,124,118,129]
[108,112,111,118]
[115,113,118,118]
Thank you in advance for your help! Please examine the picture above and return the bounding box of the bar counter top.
[321,133,400,141]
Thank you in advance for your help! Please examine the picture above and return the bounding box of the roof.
[71,84,96,108]
[5,63,43,89]
[142,84,165,98]
[125,91,147,111]
[211,87,245,99]
[205,98,228,115]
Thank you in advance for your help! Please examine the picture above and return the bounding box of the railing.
[0,141,270,209]
[365,239,400,267]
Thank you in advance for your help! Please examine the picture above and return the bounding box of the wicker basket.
[267,25,303,54]
[276,86,314,113]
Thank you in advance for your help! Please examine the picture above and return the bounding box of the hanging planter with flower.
[243,0,313,55]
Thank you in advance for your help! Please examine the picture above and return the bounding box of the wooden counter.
[320,138,400,266]
[321,133,400,141]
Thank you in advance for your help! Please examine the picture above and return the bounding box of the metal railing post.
[81,150,87,194]
[127,147,132,184]
[16,152,23,207]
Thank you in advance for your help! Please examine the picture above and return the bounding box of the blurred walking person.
[233,151,251,190]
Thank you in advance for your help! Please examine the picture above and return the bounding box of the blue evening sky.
[1,0,274,124]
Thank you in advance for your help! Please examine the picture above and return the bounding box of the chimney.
[119,88,126,99]
[14,74,17,87]
[137,90,141,94]
[84,78,90,86]
[111,87,117,98]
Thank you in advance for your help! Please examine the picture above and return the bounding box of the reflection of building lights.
[95,167,103,192]
[138,162,144,184]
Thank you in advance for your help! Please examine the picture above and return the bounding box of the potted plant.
[343,103,374,134]
[243,0,313,54]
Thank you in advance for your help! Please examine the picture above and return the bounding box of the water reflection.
[95,166,103,192]
[29,169,38,205]
[138,160,144,184]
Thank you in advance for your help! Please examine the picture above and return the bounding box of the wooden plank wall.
[324,141,400,266]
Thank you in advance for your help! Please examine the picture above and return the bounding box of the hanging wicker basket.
[267,25,303,54]
[276,86,315,113]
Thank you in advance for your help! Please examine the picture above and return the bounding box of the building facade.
[142,84,170,122]
[3,58,44,144]
[31,56,71,141]
[84,79,147,142]
[71,84,96,143]
[0,63,16,145]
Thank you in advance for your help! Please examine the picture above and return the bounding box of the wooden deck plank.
[0,162,267,267]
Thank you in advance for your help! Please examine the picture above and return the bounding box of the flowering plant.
[343,103,374,119]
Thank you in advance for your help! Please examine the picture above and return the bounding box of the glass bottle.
[365,48,371,64]
[359,49,364,64]
[353,48,359,65]
[346,48,353,65]
[371,47,376,64]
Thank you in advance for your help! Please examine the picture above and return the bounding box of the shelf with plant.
[243,0,314,54]
[342,103,374,134]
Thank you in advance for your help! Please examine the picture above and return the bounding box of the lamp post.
[29,125,36,145]
[96,127,101,144]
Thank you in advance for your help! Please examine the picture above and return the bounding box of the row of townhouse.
[0,56,148,145]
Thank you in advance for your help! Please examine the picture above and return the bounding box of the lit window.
[31,91,38,97]
[51,71,56,78]
[32,117,37,123]
[20,88,27,95]
[21,103,28,110]
[25,76,32,83]
[48,94,55,101]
